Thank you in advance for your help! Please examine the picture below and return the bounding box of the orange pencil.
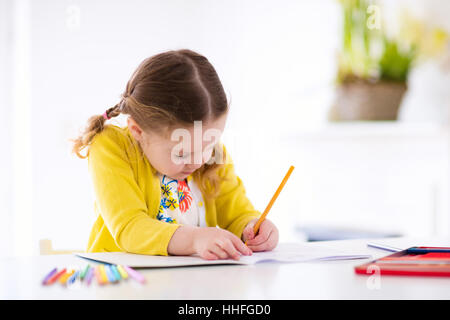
[59,269,75,285]
[246,165,294,244]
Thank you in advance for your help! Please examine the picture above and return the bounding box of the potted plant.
[329,0,415,121]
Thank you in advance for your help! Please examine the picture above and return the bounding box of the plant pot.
[329,81,407,121]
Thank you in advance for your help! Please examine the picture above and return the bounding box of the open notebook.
[76,243,371,268]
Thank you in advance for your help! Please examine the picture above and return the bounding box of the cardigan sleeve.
[87,126,180,255]
[214,145,261,239]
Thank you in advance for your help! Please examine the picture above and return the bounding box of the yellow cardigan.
[86,125,261,255]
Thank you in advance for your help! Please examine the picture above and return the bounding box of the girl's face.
[128,113,227,180]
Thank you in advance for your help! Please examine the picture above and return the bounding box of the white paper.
[76,243,371,268]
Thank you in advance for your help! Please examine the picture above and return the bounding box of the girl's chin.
[179,171,193,177]
[168,172,192,180]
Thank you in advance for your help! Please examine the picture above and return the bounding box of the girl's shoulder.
[89,124,140,160]
[91,124,133,147]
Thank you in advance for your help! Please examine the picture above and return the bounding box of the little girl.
[72,49,279,260]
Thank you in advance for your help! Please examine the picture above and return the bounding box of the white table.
[1,237,450,299]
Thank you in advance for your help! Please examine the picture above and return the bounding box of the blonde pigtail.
[71,102,121,159]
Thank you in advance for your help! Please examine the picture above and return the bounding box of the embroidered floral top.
[156,173,206,227]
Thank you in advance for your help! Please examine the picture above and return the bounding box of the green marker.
[79,264,90,280]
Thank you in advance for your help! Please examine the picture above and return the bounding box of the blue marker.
[105,265,117,283]
[67,270,80,285]
[110,265,122,281]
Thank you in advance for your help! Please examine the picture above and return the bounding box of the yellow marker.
[99,265,109,284]
[59,269,74,284]
[117,265,129,280]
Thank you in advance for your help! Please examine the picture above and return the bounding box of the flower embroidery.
[177,180,193,213]
[165,197,178,210]
[161,184,172,197]
[156,212,177,224]
[160,198,169,209]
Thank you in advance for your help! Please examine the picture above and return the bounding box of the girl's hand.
[242,218,279,252]
[193,227,253,260]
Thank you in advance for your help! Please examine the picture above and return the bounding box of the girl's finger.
[249,227,279,252]
[242,226,255,242]
[246,222,272,246]
[209,245,230,260]
[220,240,240,260]
[230,234,252,256]
[247,230,273,252]
[202,251,219,260]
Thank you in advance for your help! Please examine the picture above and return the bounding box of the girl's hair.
[72,49,229,199]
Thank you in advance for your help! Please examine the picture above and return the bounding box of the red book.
[355,247,450,277]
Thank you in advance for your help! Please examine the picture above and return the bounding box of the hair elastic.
[102,111,110,120]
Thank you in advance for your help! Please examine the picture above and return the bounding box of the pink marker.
[123,265,146,284]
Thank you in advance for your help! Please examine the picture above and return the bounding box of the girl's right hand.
[193,227,253,260]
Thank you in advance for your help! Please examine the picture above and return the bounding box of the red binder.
[354,247,450,277]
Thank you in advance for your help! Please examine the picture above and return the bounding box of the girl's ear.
[127,117,144,141]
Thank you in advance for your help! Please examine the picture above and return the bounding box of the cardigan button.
[198,201,203,207]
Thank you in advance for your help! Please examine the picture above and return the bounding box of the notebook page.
[239,242,371,264]
[76,242,371,267]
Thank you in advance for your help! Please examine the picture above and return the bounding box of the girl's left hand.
[242,218,279,252]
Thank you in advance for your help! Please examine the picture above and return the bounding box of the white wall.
[1,0,449,257]
[0,0,13,257]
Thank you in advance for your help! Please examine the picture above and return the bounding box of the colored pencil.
[41,268,57,285]
[59,269,75,284]
[105,265,117,283]
[79,264,90,280]
[123,265,146,284]
[110,265,121,281]
[67,270,80,285]
[117,265,129,279]
[85,266,95,285]
[246,165,294,244]
[94,266,104,285]
[99,265,109,284]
